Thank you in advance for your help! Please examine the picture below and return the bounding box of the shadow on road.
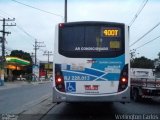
[43,102,119,120]
[41,98,160,120]
[131,98,160,106]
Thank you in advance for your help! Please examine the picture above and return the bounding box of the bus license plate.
[85,85,99,90]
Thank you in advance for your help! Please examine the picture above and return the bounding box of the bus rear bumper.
[52,87,130,103]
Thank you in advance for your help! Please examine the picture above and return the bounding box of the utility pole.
[30,52,35,64]
[32,41,45,82]
[33,39,45,65]
[0,18,16,86]
[64,0,67,23]
[43,51,53,79]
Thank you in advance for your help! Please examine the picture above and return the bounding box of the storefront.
[39,61,53,79]
[5,57,30,81]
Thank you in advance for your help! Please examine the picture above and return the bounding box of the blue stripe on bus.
[91,54,125,71]
[62,71,98,81]
[102,73,120,81]
[83,68,104,76]
[65,66,104,76]
[62,70,121,81]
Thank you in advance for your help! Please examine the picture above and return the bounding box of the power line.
[129,0,148,27]
[130,22,160,47]
[0,9,37,40]
[2,23,34,46]
[0,10,36,41]
[0,10,44,57]
[0,10,42,43]
[5,48,12,52]
[0,10,7,18]
[39,48,46,52]
[34,40,45,65]
[11,0,63,18]
[16,25,35,40]
[135,35,160,50]
[4,24,35,48]
[6,46,13,51]
[0,9,14,18]
[0,12,9,18]
[1,12,36,43]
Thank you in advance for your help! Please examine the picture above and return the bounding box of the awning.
[5,57,30,66]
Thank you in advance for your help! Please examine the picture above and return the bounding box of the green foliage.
[156,66,160,72]
[10,50,32,64]
[10,50,33,74]
[131,56,154,69]
[158,52,160,59]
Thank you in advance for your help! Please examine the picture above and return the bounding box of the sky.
[0,0,160,62]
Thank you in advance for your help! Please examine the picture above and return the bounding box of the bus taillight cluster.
[55,73,65,92]
[118,64,128,92]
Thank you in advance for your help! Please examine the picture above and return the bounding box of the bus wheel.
[57,102,61,104]
[133,89,141,102]
[130,88,133,99]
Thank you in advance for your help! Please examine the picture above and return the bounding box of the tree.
[10,50,33,74]
[158,52,160,59]
[131,56,154,69]
[130,49,136,61]
[155,52,160,72]
[10,50,32,63]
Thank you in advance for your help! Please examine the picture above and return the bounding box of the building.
[2,56,30,81]
[39,61,53,79]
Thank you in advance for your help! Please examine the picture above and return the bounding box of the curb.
[18,96,56,120]
[13,93,52,114]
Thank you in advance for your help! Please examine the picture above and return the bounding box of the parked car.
[16,77,26,81]
[39,76,45,81]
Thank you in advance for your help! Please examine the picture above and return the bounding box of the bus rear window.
[59,23,124,58]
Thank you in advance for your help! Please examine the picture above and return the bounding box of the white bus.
[53,21,130,103]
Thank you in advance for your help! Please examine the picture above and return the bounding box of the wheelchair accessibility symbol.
[66,82,76,92]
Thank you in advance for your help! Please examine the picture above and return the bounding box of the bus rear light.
[57,77,62,83]
[55,76,63,84]
[55,64,65,92]
[121,77,127,83]
[55,74,65,92]
[59,23,64,28]
[118,64,128,92]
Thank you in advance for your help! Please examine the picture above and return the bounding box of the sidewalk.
[0,80,51,91]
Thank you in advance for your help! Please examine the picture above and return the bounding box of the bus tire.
[133,89,141,102]
[130,88,133,98]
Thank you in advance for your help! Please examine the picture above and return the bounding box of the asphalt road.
[1,83,159,120]
[41,99,160,120]
[0,82,52,114]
